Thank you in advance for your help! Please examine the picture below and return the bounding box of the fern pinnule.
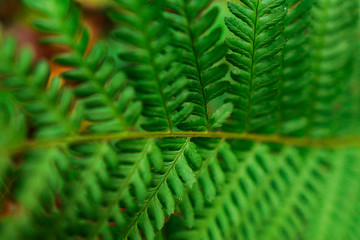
[224,0,287,133]
[278,0,313,136]
[308,0,358,138]
[121,138,204,239]
[24,0,142,134]
[62,43,142,133]
[165,0,232,131]
[257,149,331,239]
[0,147,69,240]
[111,0,192,132]
[23,0,90,65]
[305,149,360,240]
[0,37,83,139]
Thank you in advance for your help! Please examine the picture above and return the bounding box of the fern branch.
[256,149,331,239]
[166,0,231,131]
[306,149,360,240]
[24,0,139,133]
[224,0,287,133]
[278,0,313,136]
[0,37,82,139]
[167,143,259,239]
[121,138,194,239]
[111,0,191,132]
[307,0,358,137]
[86,139,154,239]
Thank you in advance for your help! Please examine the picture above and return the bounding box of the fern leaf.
[256,149,331,239]
[0,148,69,240]
[63,43,142,133]
[24,0,140,133]
[176,141,237,228]
[305,149,360,240]
[121,138,203,239]
[278,0,313,136]
[224,0,287,133]
[65,139,158,239]
[1,1,360,239]
[23,0,89,64]
[165,0,231,131]
[0,93,26,204]
[307,0,358,137]
[110,0,192,132]
[0,38,82,139]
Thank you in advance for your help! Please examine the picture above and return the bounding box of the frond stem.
[10,131,360,154]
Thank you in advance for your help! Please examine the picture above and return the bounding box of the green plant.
[0,0,359,239]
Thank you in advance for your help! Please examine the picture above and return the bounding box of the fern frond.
[308,0,358,137]
[278,0,313,136]
[256,149,331,239]
[166,144,335,240]
[165,0,232,131]
[24,0,141,133]
[224,0,287,133]
[174,141,237,228]
[306,149,360,240]
[0,93,26,204]
[62,43,142,133]
[65,139,158,239]
[0,37,83,139]
[0,147,69,240]
[0,1,360,239]
[110,0,192,132]
[23,0,89,64]
[114,138,201,239]
[165,142,259,239]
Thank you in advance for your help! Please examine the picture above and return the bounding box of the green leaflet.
[24,0,141,134]
[60,139,159,239]
[165,0,231,131]
[111,0,192,132]
[307,0,358,138]
[0,37,83,139]
[0,147,69,240]
[224,0,287,133]
[278,0,313,136]
[0,93,26,203]
[23,0,89,64]
[120,138,204,239]
[166,144,338,240]
[63,43,142,133]
[305,149,360,240]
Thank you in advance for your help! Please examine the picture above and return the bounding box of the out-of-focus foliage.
[0,0,359,239]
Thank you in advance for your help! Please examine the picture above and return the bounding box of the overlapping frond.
[165,0,232,131]
[110,0,192,132]
[224,0,287,133]
[166,144,337,240]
